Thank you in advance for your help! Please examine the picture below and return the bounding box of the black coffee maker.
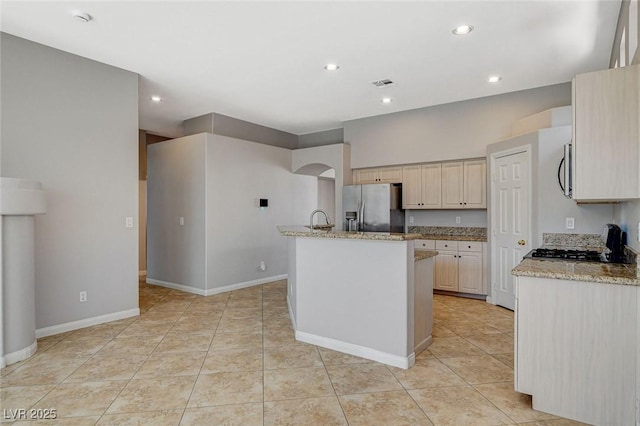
[601,224,626,263]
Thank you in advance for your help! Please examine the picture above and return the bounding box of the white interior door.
[492,150,530,310]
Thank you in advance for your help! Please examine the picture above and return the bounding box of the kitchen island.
[512,255,640,426]
[278,226,434,369]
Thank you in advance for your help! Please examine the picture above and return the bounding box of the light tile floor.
[0,280,588,425]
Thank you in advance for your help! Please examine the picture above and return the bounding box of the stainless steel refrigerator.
[342,183,404,233]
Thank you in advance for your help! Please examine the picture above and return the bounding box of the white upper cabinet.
[442,160,486,208]
[402,163,442,209]
[463,159,487,208]
[354,166,403,184]
[441,162,464,208]
[572,64,640,201]
[354,158,485,210]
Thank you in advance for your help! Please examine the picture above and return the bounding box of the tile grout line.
[96,282,180,424]
[179,289,230,424]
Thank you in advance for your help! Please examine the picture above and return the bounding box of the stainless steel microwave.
[558,143,572,198]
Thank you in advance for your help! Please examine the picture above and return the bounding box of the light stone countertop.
[408,226,487,242]
[415,250,438,261]
[278,226,422,241]
[418,234,487,242]
[512,258,639,286]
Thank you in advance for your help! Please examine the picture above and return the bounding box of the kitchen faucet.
[309,209,330,230]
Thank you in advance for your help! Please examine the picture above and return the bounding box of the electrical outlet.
[79,291,87,303]
[637,221,640,242]
[259,261,266,272]
[455,216,461,224]
[565,217,575,230]
[125,217,133,228]
[409,216,414,225]
[179,217,184,226]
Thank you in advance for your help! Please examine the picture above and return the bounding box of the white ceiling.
[1,1,621,137]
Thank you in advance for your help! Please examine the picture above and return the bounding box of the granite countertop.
[408,226,487,242]
[278,226,422,241]
[415,250,438,261]
[512,258,639,286]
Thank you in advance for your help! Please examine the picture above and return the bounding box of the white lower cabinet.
[458,250,483,293]
[432,240,486,295]
[515,276,639,425]
[435,249,458,291]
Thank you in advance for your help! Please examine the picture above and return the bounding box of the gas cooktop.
[525,248,605,262]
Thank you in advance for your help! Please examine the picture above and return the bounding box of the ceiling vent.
[371,79,394,88]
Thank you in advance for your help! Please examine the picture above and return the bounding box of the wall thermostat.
[259,199,268,207]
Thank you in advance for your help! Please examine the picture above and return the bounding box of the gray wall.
[317,178,336,224]
[147,135,207,290]
[183,113,299,150]
[487,127,613,248]
[145,132,317,293]
[206,134,317,289]
[344,83,572,169]
[1,34,139,329]
[407,210,488,229]
[298,128,344,148]
[610,0,640,252]
[183,113,215,136]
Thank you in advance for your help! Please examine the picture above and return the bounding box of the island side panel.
[294,237,412,365]
[287,237,297,326]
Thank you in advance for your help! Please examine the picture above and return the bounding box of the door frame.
[487,144,533,306]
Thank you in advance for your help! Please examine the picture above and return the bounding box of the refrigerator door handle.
[359,201,365,230]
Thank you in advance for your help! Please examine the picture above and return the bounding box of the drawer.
[415,239,435,250]
[458,241,483,252]
[436,240,458,251]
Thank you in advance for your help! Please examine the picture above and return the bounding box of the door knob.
[518,240,526,246]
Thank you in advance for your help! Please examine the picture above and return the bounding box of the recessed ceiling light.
[453,25,474,35]
[324,63,340,71]
[150,96,162,102]
[381,97,392,104]
[72,11,92,23]
[488,75,502,83]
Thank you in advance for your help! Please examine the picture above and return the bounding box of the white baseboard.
[415,335,433,354]
[35,308,140,339]
[146,278,206,296]
[204,274,288,296]
[3,340,38,367]
[139,270,147,276]
[486,296,496,305]
[295,330,415,369]
[147,275,288,297]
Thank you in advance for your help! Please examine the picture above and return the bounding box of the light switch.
[455,216,461,224]
[179,217,185,226]
[125,217,134,228]
[409,216,414,224]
